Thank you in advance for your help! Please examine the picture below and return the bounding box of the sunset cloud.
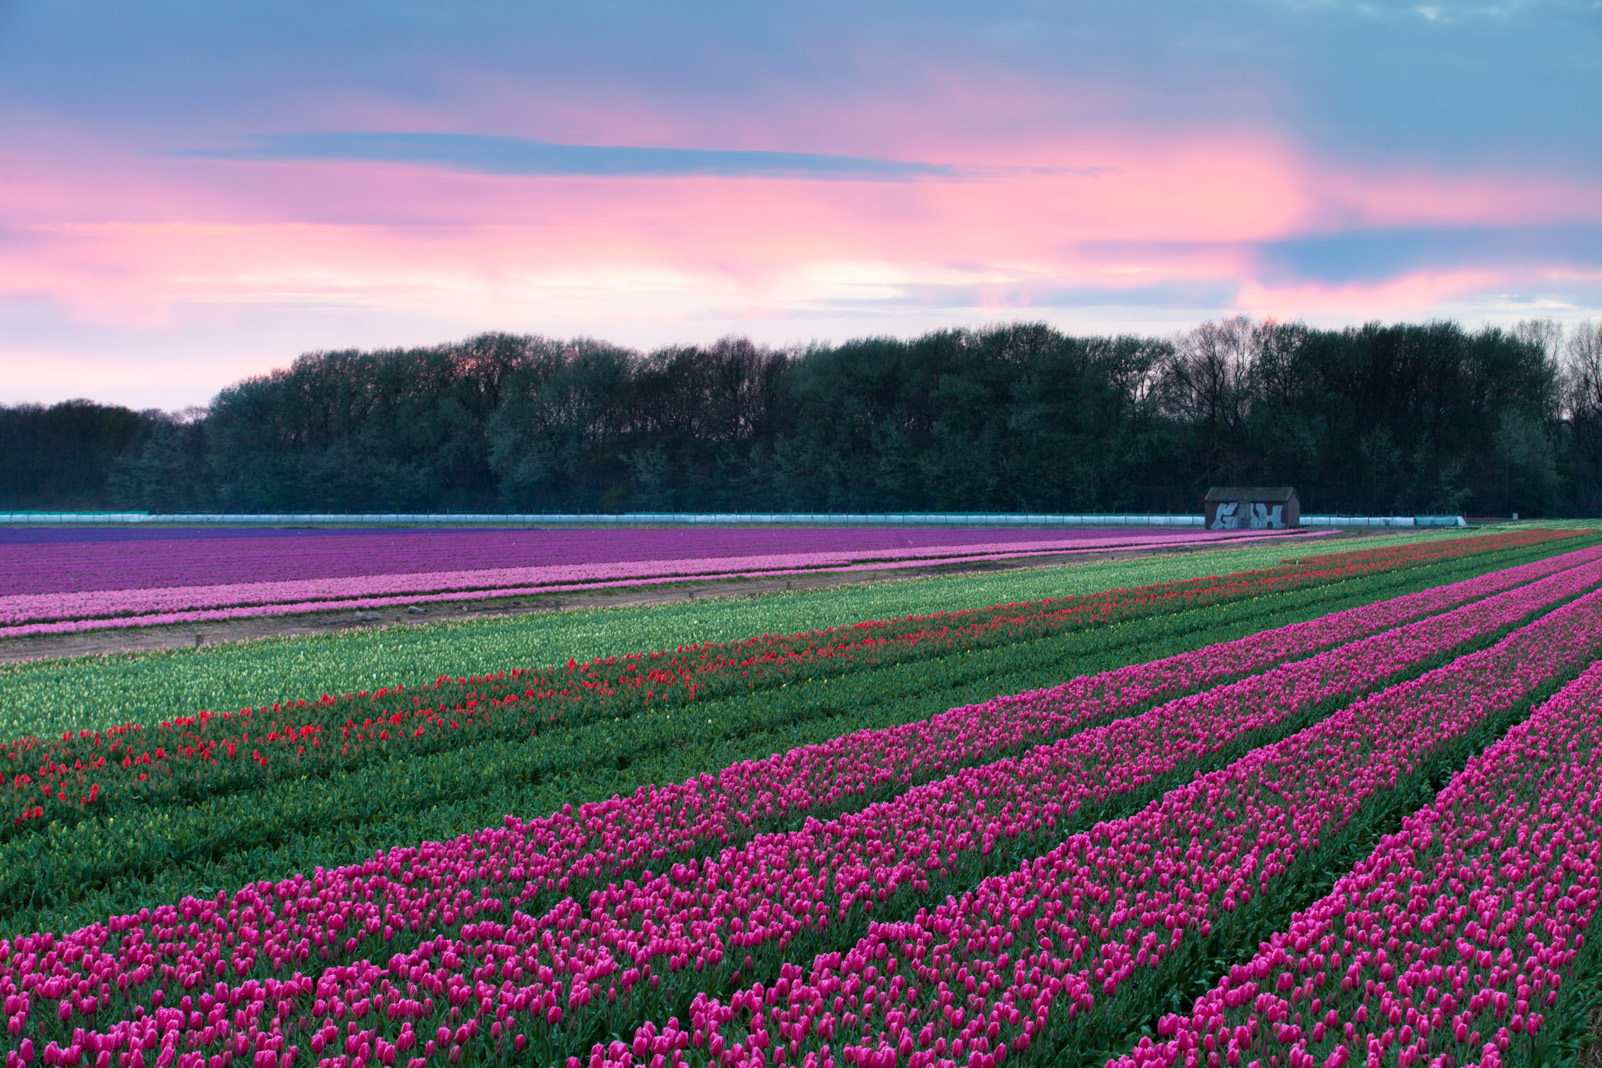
[0,0,1597,406]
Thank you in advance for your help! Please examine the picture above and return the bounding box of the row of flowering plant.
[6,541,1594,886]
[600,577,1602,1068]
[1,535,1573,938]
[0,546,1119,639]
[1109,651,1602,1068]
[2,528,1225,599]
[0,548,1596,1068]
[0,532,1311,631]
[2,532,1580,839]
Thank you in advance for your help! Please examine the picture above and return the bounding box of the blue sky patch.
[182,132,960,181]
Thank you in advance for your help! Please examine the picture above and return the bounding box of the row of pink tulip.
[1108,649,1602,1068]
[0,533,1310,629]
[2,550,1596,1067]
[0,549,1071,637]
[608,580,1602,1068]
[456,544,1602,894]
[715,544,1602,828]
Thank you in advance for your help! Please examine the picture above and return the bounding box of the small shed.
[1204,486,1300,530]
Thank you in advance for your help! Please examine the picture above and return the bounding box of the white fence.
[1303,515,1467,528]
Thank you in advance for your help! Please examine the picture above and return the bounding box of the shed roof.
[1203,486,1298,503]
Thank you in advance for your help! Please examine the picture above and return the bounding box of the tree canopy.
[5,317,1598,517]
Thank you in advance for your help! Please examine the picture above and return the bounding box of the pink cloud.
[1233,268,1510,320]
[1304,164,1602,232]
[1,119,1599,344]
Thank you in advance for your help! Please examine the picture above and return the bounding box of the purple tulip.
[0,527,1287,598]
[0,528,1311,633]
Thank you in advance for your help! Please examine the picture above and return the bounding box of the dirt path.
[0,536,1353,665]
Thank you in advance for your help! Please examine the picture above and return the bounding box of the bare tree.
[1157,316,1254,482]
[1562,321,1602,478]
[1561,321,1602,421]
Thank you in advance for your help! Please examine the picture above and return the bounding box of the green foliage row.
[2,535,1572,938]
[1538,906,1602,1066]
[0,530,1481,738]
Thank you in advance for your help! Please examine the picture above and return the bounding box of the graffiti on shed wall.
[1209,502,1287,530]
[1204,488,1298,529]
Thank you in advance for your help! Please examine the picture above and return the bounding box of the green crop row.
[3,534,1579,938]
[0,529,1479,737]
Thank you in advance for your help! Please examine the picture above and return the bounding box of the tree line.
[5,316,1601,517]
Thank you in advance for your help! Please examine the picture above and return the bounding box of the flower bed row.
[0,527,1225,599]
[0,538,1321,639]
[92,545,1602,900]
[1112,653,1602,1068]
[12,539,1596,840]
[2,547,1596,1066]
[1,539,1559,936]
[611,577,1602,1068]
[1,533,1313,630]
[5,531,1578,837]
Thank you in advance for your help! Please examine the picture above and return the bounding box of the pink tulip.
[0,539,1595,1068]
[607,578,1602,1068]
[1108,652,1602,1068]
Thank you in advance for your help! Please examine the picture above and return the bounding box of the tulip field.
[1113,653,1602,1068]
[0,525,1600,1068]
[0,526,1309,637]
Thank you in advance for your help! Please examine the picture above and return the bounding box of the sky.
[1,0,1600,409]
